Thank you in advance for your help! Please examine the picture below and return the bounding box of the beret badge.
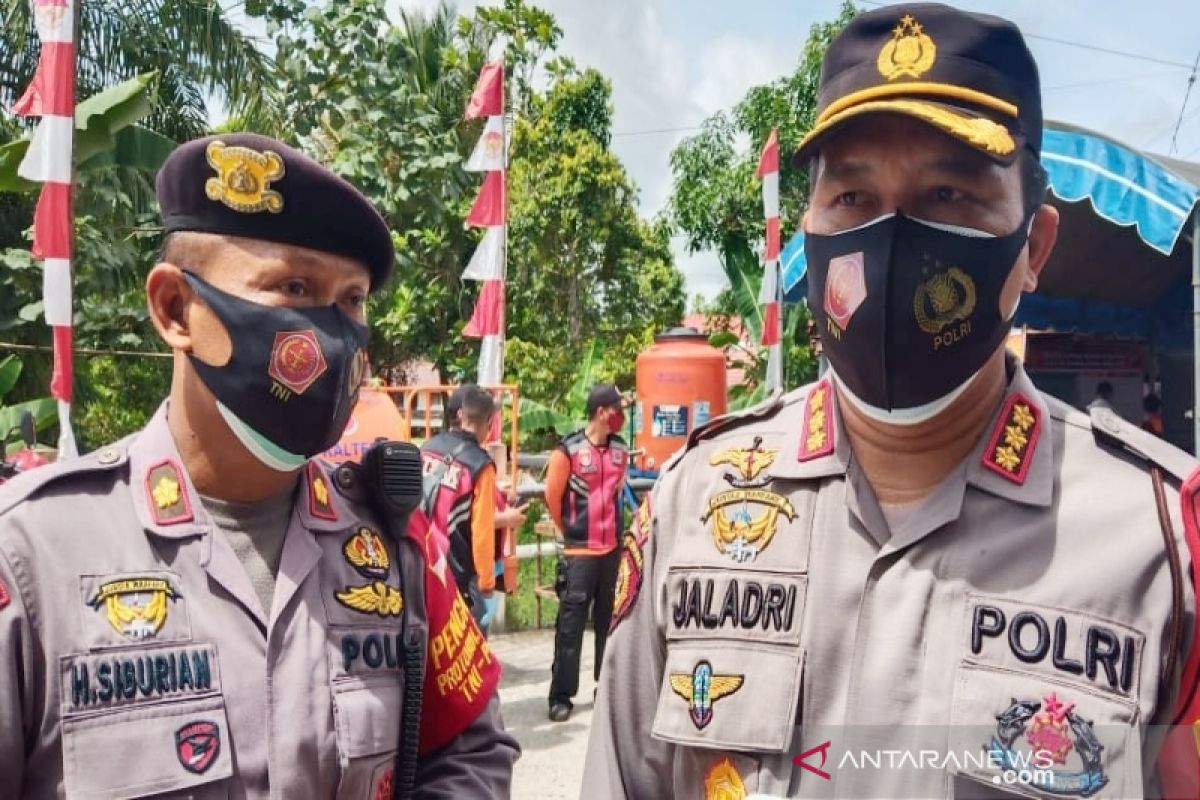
[877,14,937,81]
[204,141,285,214]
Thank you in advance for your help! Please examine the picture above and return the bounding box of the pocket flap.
[651,640,802,752]
[63,695,231,800]
[332,676,402,759]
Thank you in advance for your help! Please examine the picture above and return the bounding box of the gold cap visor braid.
[794,98,1021,166]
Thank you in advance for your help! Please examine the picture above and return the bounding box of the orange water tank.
[635,327,728,470]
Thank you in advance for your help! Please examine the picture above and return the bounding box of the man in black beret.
[585,5,1200,797]
[0,133,518,797]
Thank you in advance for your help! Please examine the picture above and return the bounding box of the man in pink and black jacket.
[543,383,630,723]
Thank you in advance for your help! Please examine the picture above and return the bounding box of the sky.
[246,1,1200,300]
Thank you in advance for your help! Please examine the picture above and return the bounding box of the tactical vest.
[420,430,491,587]
[556,430,628,551]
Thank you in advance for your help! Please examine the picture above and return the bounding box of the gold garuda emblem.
[913,266,976,334]
[877,14,937,80]
[205,141,285,214]
[88,577,180,639]
[335,581,404,617]
[702,489,796,563]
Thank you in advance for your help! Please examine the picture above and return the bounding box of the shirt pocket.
[331,674,402,800]
[947,662,1141,799]
[61,695,231,799]
[651,639,804,753]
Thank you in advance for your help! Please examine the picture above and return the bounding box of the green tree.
[277,1,682,401]
[2,0,276,140]
[669,2,856,398]
[506,67,683,402]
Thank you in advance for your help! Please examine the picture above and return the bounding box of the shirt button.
[97,447,121,465]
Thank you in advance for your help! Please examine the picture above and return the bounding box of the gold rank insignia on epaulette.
[144,459,193,525]
[797,378,835,462]
[308,461,337,521]
[982,392,1041,484]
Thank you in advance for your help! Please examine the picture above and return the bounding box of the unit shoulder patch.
[611,497,651,630]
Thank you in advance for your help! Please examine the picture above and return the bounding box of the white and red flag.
[13,0,78,457]
[462,58,507,390]
[756,129,783,392]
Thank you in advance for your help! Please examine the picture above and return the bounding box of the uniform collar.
[128,403,208,539]
[769,377,852,481]
[768,359,1053,508]
[128,403,352,538]
[297,458,352,532]
[963,358,1054,508]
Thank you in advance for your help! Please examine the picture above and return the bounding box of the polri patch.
[176,719,221,774]
[670,660,744,730]
[967,596,1142,697]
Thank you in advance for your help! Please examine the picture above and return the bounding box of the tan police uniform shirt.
[585,360,1197,798]
[0,405,517,799]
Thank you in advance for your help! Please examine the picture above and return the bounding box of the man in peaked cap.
[0,133,518,798]
[584,5,1200,798]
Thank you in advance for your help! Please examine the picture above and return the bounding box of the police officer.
[0,133,518,798]
[585,6,1200,798]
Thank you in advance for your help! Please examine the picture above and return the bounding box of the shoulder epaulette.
[0,441,130,517]
[662,387,792,474]
[1086,405,1197,483]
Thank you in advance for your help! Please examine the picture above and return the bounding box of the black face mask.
[183,271,369,470]
[805,212,1030,414]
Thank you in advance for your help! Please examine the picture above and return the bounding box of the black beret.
[156,133,394,290]
[794,3,1041,166]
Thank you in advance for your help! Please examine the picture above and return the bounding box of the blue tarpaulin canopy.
[780,120,1200,446]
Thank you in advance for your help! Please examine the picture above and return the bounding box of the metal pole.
[1192,211,1199,455]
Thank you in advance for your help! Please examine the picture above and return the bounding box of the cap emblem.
[205,141,285,214]
[877,14,937,80]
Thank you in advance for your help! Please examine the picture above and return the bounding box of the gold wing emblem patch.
[335,581,404,617]
[669,661,745,729]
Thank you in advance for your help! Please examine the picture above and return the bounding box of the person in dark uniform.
[0,133,518,798]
